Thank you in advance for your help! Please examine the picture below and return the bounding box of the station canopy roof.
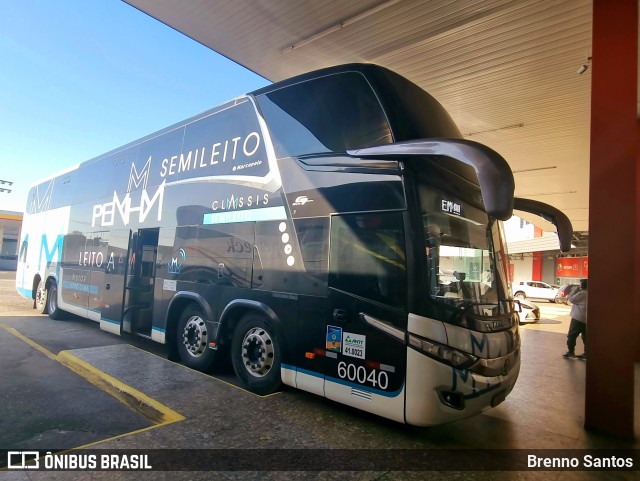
[125,0,598,237]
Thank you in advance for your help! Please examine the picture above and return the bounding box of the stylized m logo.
[39,234,63,270]
[128,156,151,192]
[29,180,54,214]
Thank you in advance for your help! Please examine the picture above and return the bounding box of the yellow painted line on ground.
[57,350,185,425]
[0,323,184,427]
[0,323,186,471]
[1,324,58,361]
[0,322,287,470]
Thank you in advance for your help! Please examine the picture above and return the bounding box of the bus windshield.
[420,185,509,310]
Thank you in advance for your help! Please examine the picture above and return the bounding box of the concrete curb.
[57,350,185,426]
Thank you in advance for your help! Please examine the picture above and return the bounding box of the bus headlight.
[408,334,478,370]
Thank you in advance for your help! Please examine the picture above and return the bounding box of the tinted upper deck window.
[255,72,392,158]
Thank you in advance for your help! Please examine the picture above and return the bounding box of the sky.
[0,0,270,213]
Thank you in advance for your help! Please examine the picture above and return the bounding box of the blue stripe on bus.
[281,363,403,398]
[293,366,323,378]
[99,317,166,333]
[203,206,287,225]
[100,317,120,325]
[94,314,164,331]
[325,374,404,398]
[61,280,99,295]
[16,287,32,299]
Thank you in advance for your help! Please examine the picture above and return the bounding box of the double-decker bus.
[16,64,572,426]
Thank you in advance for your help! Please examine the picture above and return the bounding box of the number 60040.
[337,361,388,389]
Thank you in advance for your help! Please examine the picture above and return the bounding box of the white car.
[512,280,558,303]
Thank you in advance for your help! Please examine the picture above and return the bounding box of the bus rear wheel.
[47,281,64,320]
[176,305,218,372]
[231,313,281,396]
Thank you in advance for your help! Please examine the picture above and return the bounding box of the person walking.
[563,279,588,359]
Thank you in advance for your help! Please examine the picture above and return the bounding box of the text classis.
[212,193,269,211]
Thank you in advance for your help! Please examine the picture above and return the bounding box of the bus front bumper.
[404,347,521,426]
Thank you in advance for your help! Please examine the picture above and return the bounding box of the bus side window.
[197,224,254,288]
[329,213,407,308]
[256,72,392,158]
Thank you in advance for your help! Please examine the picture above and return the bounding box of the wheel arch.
[32,273,58,299]
[218,299,285,352]
[31,274,42,300]
[165,291,216,360]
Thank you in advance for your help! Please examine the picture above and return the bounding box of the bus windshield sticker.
[326,326,343,353]
[162,279,177,292]
[342,332,366,359]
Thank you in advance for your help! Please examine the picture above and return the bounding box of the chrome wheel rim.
[182,315,208,358]
[241,327,274,378]
[35,282,46,310]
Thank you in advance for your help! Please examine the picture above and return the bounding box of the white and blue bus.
[16,64,572,426]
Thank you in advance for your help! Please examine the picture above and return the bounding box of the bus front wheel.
[231,313,282,396]
[35,279,48,314]
[176,305,218,372]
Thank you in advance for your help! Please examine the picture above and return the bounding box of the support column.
[638,121,640,364]
[585,0,638,438]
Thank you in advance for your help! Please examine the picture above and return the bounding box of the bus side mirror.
[513,198,573,252]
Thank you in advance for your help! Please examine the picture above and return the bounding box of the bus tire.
[231,312,281,396]
[176,305,218,372]
[47,281,65,320]
[35,279,48,314]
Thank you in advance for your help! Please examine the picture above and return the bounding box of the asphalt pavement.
[0,271,154,451]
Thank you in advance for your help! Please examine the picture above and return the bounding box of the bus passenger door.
[100,230,132,335]
[289,217,331,396]
[122,228,159,336]
[101,228,159,336]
